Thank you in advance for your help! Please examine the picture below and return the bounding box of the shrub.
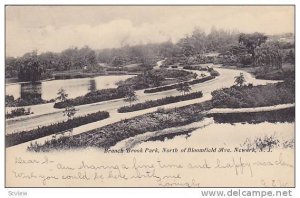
[5,95,15,106]
[118,91,203,113]
[6,108,32,119]
[6,111,109,147]
[183,66,208,71]
[208,69,220,76]
[6,96,48,107]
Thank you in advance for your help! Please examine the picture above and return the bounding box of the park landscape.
[5,6,295,187]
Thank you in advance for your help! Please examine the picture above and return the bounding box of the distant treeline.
[6,27,294,82]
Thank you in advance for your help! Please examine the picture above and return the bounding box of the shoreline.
[111,118,214,150]
[112,104,294,150]
[5,73,139,86]
[207,103,295,114]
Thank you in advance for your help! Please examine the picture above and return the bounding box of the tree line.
[6,27,294,82]
[6,46,97,81]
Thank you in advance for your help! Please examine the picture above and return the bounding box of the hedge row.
[27,101,213,152]
[54,88,126,108]
[6,108,32,119]
[118,91,203,113]
[144,76,215,93]
[6,111,110,147]
[183,66,208,71]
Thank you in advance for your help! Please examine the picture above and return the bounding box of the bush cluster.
[211,80,295,108]
[208,69,220,76]
[118,69,195,90]
[6,108,32,119]
[118,91,203,113]
[6,111,109,147]
[5,94,53,107]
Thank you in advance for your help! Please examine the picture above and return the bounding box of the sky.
[6,6,294,57]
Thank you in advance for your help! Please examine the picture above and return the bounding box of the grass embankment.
[27,101,213,152]
[211,80,294,108]
[144,68,218,93]
[118,91,203,113]
[6,111,109,147]
[144,76,214,93]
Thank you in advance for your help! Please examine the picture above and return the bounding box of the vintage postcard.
[5,5,295,187]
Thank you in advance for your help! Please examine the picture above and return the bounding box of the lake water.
[5,75,135,101]
[133,120,294,151]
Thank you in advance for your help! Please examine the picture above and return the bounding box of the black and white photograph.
[4,5,295,188]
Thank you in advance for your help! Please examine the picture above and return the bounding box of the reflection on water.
[210,108,295,124]
[146,128,194,142]
[137,110,294,148]
[136,121,294,150]
[20,82,42,100]
[89,79,97,92]
[6,75,134,100]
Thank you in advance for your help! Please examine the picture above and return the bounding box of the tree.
[56,88,77,120]
[17,51,44,82]
[254,42,283,72]
[239,32,268,60]
[177,36,197,57]
[234,73,246,86]
[284,49,295,64]
[144,71,164,87]
[193,73,198,79]
[176,82,192,95]
[56,88,68,103]
[124,86,138,106]
[63,106,77,120]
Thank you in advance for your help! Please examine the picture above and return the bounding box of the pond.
[5,75,135,101]
[133,119,294,151]
[118,109,295,151]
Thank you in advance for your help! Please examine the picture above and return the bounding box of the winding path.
[6,65,277,134]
